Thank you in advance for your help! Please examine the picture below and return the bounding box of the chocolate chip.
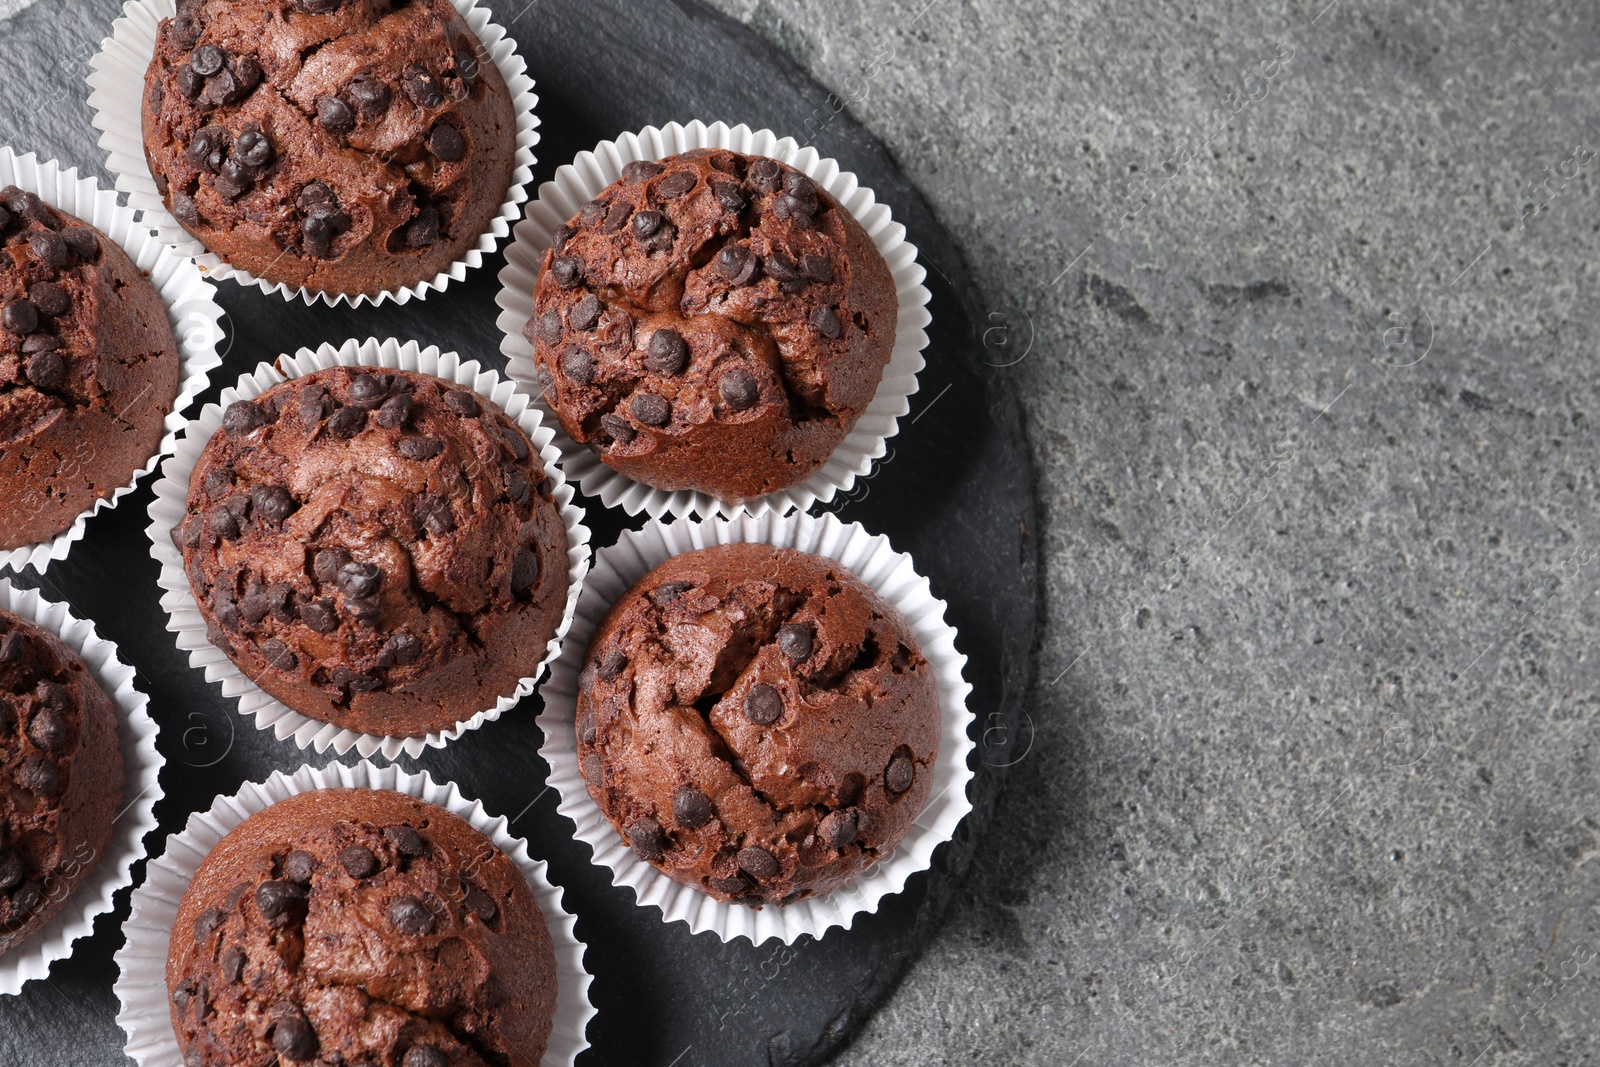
[174,64,201,99]
[169,16,200,49]
[35,680,72,716]
[173,192,202,228]
[23,348,65,388]
[744,683,783,725]
[316,95,354,133]
[345,374,385,409]
[21,333,60,357]
[511,548,541,595]
[714,244,759,285]
[385,825,427,857]
[222,399,268,437]
[463,885,497,923]
[192,907,224,942]
[282,850,317,886]
[328,404,367,438]
[885,752,915,794]
[403,1048,449,1067]
[27,707,66,752]
[0,852,22,892]
[535,310,563,345]
[259,638,297,671]
[399,437,445,461]
[581,753,604,785]
[234,55,263,92]
[500,423,531,461]
[428,123,465,161]
[579,198,607,227]
[2,188,46,223]
[803,254,834,282]
[235,129,272,168]
[29,231,68,269]
[600,412,635,445]
[250,485,296,523]
[17,755,59,797]
[375,394,413,429]
[296,181,336,216]
[773,193,815,222]
[189,44,224,76]
[349,76,390,119]
[212,162,251,201]
[335,845,376,879]
[777,623,813,661]
[403,207,440,247]
[384,632,422,666]
[255,879,305,923]
[659,170,697,198]
[333,666,382,691]
[188,125,227,173]
[718,369,759,411]
[631,392,671,427]
[713,182,747,213]
[507,469,531,506]
[646,329,689,375]
[3,298,38,333]
[271,1016,317,1061]
[632,210,665,238]
[0,631,24,664]
[570,293,603,331]
[672,786,713,829]
[402,65,444,108]
[337,560,381,598]
[810,306,843,339]
[621,160,663,183]
[443,388,478,416]
[291,0,345,12]
[649,581,695,607]
[737,846,780,880]
[300,215,331,258]
[551,255,584,288]
[748,158,782,194]
[819,808,861,850]
[204,67,244,107]
[29,282,68,317]
[577,712,598,745]
[629,817,667,862]
[596,649,628,681]
[313,548,351,585]
[220,947,245,984]
[554,348,595,390]
[414,494,454,535]
[707,874,750,897]
[601,200,633,233]
[387,896,434,935]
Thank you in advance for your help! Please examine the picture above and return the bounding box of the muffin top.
[142,0,515,295]
[168,789,557,1067]
[174,366,569,735]
[527,148,899,502]
[0,609,124,954]
[0,185,181,549]
[577,543,940,905]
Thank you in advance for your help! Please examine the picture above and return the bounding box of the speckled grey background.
[698,1,1600,1063]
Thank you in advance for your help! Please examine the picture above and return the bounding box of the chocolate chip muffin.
[142,0,516,296]
[0,609,123,956]
[173,366,570,738]
[167,788,557,1067]
[576,543,939,905]
[0,186,181,550]
[526,149,898,503]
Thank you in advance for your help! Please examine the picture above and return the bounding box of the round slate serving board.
[0,1,1037,1064]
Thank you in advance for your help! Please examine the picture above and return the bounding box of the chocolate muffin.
[526,149,899,503]
[0,609,124,956]
[576,543,940,905]
[167,789,557,1067]
[174,366,570,738]
[142,0,516,296]
[0,186,181,550]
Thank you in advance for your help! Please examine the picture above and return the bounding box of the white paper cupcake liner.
[144,337,591,760]
[0,580,165,996]
[112,761,595,1066]
[539,511,972,945]
[494,120,932,520]
[87,0,539,308]
[0,147,224,577]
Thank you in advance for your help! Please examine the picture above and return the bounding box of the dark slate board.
[0,1,1038,1064]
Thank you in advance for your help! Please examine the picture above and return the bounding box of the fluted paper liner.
[538,511,973,945]
[495,120,932,520]
[0,147,224,576]
[145,338,591,760]
[0,580,165,995]
[88,0,540,307]
[112,762,595,1066]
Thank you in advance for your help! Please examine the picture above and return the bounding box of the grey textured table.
[698,0,1600,1064]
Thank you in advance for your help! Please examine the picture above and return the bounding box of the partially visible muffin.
[0,186,180,550]
[174,366,570,738]
[142,0,516,296]
[576,543,940,906]
[527,148,898,503]
[0,609,124,955]
[167,789,557,1067]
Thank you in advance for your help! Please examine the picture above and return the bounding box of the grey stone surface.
[700,1,1600,1063]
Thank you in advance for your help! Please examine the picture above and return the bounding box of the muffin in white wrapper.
[495,120,932,520]
[538,511,973,945]
[0,579,165,995]
[145,337,591,760]
[87,0,539,307]
[111,761,595,1067]
[0,147,224,577]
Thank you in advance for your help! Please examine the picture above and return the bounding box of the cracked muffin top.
[174,366,570,739]
[576,543,940,906]
[0,186,180,550]
[167,788,557,1067]
[141,0,516,296]
[0,609,124,957]
[526,148,898,503]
